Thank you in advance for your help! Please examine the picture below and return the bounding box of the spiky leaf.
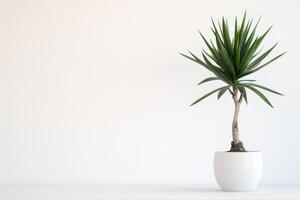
[190,86,228,106]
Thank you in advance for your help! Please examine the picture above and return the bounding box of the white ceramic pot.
[214,151,263,192]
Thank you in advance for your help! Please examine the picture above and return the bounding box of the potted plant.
[180,12,285,192]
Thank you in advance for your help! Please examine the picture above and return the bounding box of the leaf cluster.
[181,12,285,107]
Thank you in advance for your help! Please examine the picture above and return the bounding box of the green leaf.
[201,52,232,83]
[248,52,286,75]
[211,29,236,79]
[240,19,253,54]
[203,49,221,66]
[259,26,273,42]
[247,83,283,95]
[198,31,221,62]
[233,17,240,67]
[243,88,248,104]
[240,37,260,70]
[222,17,233,57]
[190,86,228,106]
[241,84,274,107]
[217,86,229,99]
[239,79,256,82]
[238,86,248,104]
[246,43,278,71]
[180,52,231,84]
[180,51,215,73]
[239,52,286,78]
[197,77,219,85]
[211,18,224,45]
[179,53,197,62]
[239,25,272,71]
[238,11,247,42]
[242,16,261,56]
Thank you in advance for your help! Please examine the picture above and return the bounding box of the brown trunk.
[232,90,241,144]
[229,89,245,152]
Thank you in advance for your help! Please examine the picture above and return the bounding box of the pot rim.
[215,151,261,153]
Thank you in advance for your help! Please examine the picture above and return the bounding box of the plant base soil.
[228,141,246,152]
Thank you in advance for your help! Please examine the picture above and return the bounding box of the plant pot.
[214,151,263,192]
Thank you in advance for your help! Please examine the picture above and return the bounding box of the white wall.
[0,0,299,184]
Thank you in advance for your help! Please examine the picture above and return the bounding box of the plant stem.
[232,89,241,144]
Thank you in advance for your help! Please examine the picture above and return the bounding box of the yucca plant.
[180,12,285,152]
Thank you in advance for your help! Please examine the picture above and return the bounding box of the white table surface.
[0,184,299,200]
